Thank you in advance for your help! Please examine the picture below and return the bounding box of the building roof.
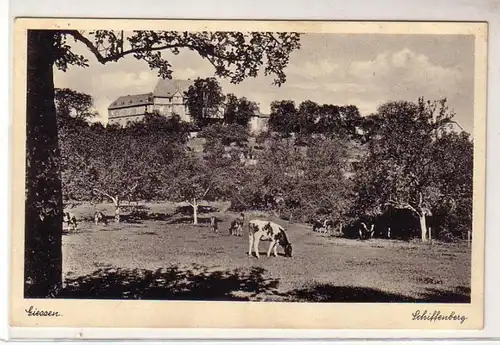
[252,109,270,118]
[153,79,193,98]
[108,93,153,112]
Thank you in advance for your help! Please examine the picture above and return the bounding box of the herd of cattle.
[64,210,293,258]
[62,207,422,259]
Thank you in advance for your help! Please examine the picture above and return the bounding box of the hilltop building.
[249,109,270,135]
[107,78,270,134]
[108,79,193,126]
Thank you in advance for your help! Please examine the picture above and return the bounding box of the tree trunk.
[25,30,63,298]
[419,213,428,242]
[192,198,198,225]
[114,197,120,223]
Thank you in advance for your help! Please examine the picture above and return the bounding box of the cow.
[312,218,334,234]
[63,212,78,232]
[359,222,375,240]
[94,211,107,225]
[210,215,219,233]
[248,219,293,259]
[228,213,245,236]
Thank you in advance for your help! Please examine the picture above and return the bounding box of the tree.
[338,105,362,138]
[54,88,99,119]
[60,114,187,222]
[430,131,473,240]
[296,100,320,136]
[124,112,192,144]
[58,115,100,203]
[296,136,353,222]
[352,98,459,242]
[223,93,239,125]
[198,122,249,147]
[185,77,225,127]
[165,153,237,224]
[268,100,298,137]
[314,104,362,139]
[225,95,258,127]
[26,29,301,297]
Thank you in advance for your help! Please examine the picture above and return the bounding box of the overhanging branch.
[65,30,191,64]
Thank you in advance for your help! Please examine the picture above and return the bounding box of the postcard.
[10,18,487,329]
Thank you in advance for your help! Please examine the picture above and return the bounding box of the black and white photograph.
[10,19,487,329]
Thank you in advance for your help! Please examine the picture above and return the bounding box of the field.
[60,202,471,302]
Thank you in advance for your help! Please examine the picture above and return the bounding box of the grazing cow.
[359,222,375,240]
[229,213,245,236]
[248,219,292,258]
[210,215,219,233]
[63,212,78,232]
[94,211,107,225]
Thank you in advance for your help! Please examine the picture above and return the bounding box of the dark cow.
[210,215,219,233]
[228,213,245,236]
[248,219,292,258]
[94,211,107,225]
[312,218,334,234]
[358,222,375,240]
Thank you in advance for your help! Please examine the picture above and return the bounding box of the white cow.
[248,219,293,258]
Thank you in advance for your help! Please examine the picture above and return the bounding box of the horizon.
[54,32,475,134]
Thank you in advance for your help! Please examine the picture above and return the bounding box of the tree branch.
[201,185,211,199]
[128,182,139,194]
[93,188,117,204]
[386,200,420,216]
[65,30,191,65]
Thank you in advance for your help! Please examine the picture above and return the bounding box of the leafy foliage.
[228,135,353,222]
[61,30,301,85]
[223,93,258,127]
[184,77,225,127]
[351,97,471,240]
[59,115,185,208]
[54,88,99,119]
[198,123,249,148]
[268,100,363,140]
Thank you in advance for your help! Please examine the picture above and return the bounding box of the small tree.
[54,88,99,120]
[165,153,237,224]
[230,96,258,127]
[185,77,225,127]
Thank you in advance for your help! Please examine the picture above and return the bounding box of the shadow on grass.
[175,205,219,216]
[281,283,471,303]
[418,286,471,303]
[166,216,212,225]
[56,266,470,303]
[121,211,173,224]
[59,265,279,301]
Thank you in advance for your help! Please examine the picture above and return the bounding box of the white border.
[5,0,500,342]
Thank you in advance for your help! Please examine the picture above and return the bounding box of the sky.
[54,32,475,134]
